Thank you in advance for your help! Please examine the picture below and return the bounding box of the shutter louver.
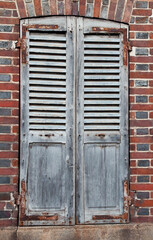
[84,34,121,131]
[29,31,67,131]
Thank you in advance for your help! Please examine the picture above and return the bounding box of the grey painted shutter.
[76,18,129,224]
[20,17,75,225]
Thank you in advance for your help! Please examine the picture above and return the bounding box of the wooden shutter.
[76,18,129,224]
[20,17,76,226]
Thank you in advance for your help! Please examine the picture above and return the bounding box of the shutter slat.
[30,67,66,73]
[84,56,120,61]
[84,50,120,55]
[84,100,120,104]
[84,106,120,111]
[84,75,119,79]
[84,44,120,49]
[29,48,66,54]
[29,74,66,79]
[29,93,66,98]
[29,87,66,92]
[29,42,66,48]
[29,61,66,66]
[84,33,121,132]
[28,31,67,131]
[29,55,66,60]
[84,81,120,86]
[29,80,66,86]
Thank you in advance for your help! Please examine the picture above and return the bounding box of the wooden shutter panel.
[20,17,75,226]
[76,18,129,224]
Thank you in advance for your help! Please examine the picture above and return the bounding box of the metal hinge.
[16,38,22,48]
[127,41,132,51]
[15,194,21,205]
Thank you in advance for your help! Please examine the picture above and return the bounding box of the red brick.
[0,83,19,91]
[151,192,153,198]
[108,0,118,20]
[130,32,135,39]
[34,0,42,15]
[0,152,18,159]
[131,168,153,175]
[0,220,17,227]
[150,208,153,215]
[0,1,16,9]
[16,0,27,18]
[0,117,18,124]
[130,176,136,182]
[12,92,19,100]
[131,40,153,47]
[0,203,5,209]
[0,185,17,192]
[130,25,153,31]
[150,33,153,39]
[130,80,134,87]
[79,0,86,16]
[130,120,153,127]
[130,96,135,103]
[150,129,153,135]
[149,97,153,103]
[149,65,153,71]
[131,184,153,191]
[12,126,19,134]
[130,88,153,94]
[0,135,18,142]
[135,200,153,207]
[130,137,153,144]
[0,66,19,74]
[130,144,135,151]
[122,0,134,23]
[149,2,153,8]
[65,0,72,15]
[130,56,153,63]
[12,109,19,116]
[0,50,19,58]
[151,144,153,151]
[13,25,19,33]
[13,10,18,17]
[12,143,18,151]
[0,168,18,175]
[130,72,153,79]
[130,160,136,167]
[93,0,102,18]
[12,75,19,82]
[130,129,135,135]
[150,112,153,118]
[130,104,153,111]
[150,49,153,55]
[132,9,152,16]
[0,101,19,108]
[50,0,57,15]
[130,111,135,119]
[130,152,153,159]
[0,18,19,25]
[13,59,19,65]
[12,176,18,184]
[12,159,18,168]
[0,33,19,41]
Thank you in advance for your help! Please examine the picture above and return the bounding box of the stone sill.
[1,224,153,240]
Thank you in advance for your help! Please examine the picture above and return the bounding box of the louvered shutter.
[20,17,75,225]
[76,18,129,224]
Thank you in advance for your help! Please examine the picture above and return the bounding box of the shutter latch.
[127,41,132,52]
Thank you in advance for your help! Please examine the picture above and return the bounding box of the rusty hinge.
[16,38,22,48]
[15,194,21,205]
[127,41,132,51]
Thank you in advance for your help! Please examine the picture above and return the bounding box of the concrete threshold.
[0,224,153,240]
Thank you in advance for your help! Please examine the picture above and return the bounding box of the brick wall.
[0,0,152,226]
[129,0,153,222]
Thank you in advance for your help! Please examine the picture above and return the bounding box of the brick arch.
[16,0,134,23]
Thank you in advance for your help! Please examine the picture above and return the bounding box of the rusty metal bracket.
[127,41,132,52]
